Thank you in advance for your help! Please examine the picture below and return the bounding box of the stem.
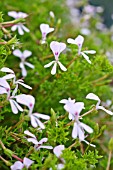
[0,156,11,166]
[92,74,110,84]
[65,120,75,127]
[12,154,23,162]
[0,140,6,150]
[66,56,78,68]
[106,151,112,170]
[79,107,96,118]
[0,41,7,45]
[0,18,25,27]
[68,141,78,149]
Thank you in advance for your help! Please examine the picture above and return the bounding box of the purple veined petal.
[0,78,10,90]
[18,12,28,18]
[19,62,27,77]
[40,24,49,34]
[80,122,93,133]
[44,61,55,68]
[33,113,50,120]
[36,118,45,129]
[24,62,34,69]
[72,122,78,139]
[23,50,32,58]
[15,94,35,111]
[58,61,67,72]
[0,87,7,94]
[12,84,18,96]
[8,11,18,18]
[83,50,96,54]
[1,67,14,74]
[10,161,24,170]
[39,138,48,144]
[68,112,73,120]
[21,25,30,33]
[27,137,39,145]
[38,145,53,150]
[18,25,24,35]
[24,130,36,139]
[50,41,66,59]
[53,145,65,158]
[67,38,76,44]
[78,125,85,141]
[17,81,32,89]
[74,35,84,47]
[83,140,96,147]
[13,49,23,58]
[98,106,113,115]
[2,74,15,80]
[81,52,91,64]
[23,157,34,168]
[11,25,18,31]
[9,99,23,114]
[51,62,57,75]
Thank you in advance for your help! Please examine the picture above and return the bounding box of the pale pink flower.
[10,157,34,170]
[24,130,53,150]
[13,49,34,77]
[40,23,54,43]
[67,35,96,64]
[86,93,113,115]
[16,94,50,128]
[44,41,67,75]
[8,11,30,35]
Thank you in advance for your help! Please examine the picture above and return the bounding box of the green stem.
[106,151,112,170]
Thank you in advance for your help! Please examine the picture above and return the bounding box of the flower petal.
[80,122,93,133]
[50,41,66,57]
[8,11,18,18]
[23,157,34,168]
[78,125,85,141]
[1,67,14,74]
[39,138,48,144]
[2,74,15,80]
[38,145,53,149]
[83,50,96,54]
[24,62,34,69]
[24,130,36,139]
[10,161,24,170]
[18,12,28,18]
[83,140,96,147]
[53,145,65,158]
[30,115,38,128]
[58,61,67,71]
[17,81,32,89]
[0,78,10,90]
[33,113,50,120]
[67,38,76,44]
[9,99,19,114]
[13,49,22,58]
[86,93,100,101]
[27,138,39,145]
[72,122,78,139]
[23,50,32,58]
[21,25,30,33]
[44,61,55,68]
[98,106,113,115]
[18,25,24,35]
[74,35,84,47]
[36,119,45,129]
[81,52,91,64]
[0,87,7,94]
[20,62,27,77]
[51,62,57,75]
[11,25,18,31]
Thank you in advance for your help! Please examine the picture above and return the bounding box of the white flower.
[49,11,55,18]
[86,93,113,115]
[0,78,23,114]
[40,23,54,43]
[13,49,34,77]
[8,11,30,35]
[67,35,96,64]
[1,67,32,95]
[10,157,34,170]
[16,94,50,128]
[24,130,53,150]
[44,41,67,75]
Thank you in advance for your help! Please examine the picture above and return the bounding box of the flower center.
[55,52,58,56]
[6,88,10,92]
[29,103,33,107]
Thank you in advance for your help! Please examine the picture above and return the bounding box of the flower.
[8,11,30,35]
[53,145,65,158]
[24,130,53,150]
[40,23,54,43]
[44,41,67,75]
[16,94,50,128]
[0,78,23,114]
[13,49,34,77]
[10,157,34,170]
[1,67,32,95]
[61,100,93,142]
[67,35,96,64]
[59,97,76,120]
[86,93,113,115]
